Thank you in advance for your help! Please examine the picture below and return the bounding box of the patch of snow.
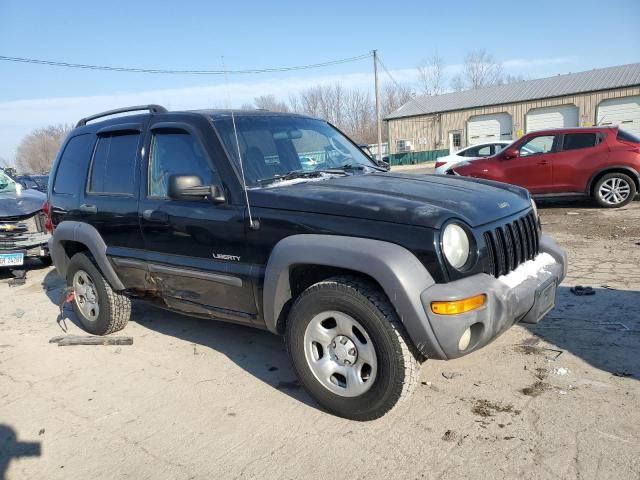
[497,253,556,288]
[553,367,570,376]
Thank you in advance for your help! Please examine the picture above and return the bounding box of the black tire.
[66,252,131,335]
[285,275,420,421]
[593,172,637,208]
[40,256,53,267]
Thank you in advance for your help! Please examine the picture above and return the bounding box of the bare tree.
[417,51,446,95]
[501,73,526,85]
[381,82,414,119]
[343,89,376,143]
[253,94,289,112]
[455,49,504,90]
[15,124,71,173]
[450,73,466,92]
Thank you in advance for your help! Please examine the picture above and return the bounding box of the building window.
[452,132,462,148]
[396,139,413,153]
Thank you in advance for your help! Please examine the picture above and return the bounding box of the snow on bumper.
[418,235,567,359]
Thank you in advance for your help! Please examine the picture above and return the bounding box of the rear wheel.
[286,275,420,421]
[593,172,636,208]
[66,252,131,335]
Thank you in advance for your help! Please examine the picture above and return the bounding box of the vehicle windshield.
[617,128,640,144]
[213,115,378,188]
[0,170,18,193]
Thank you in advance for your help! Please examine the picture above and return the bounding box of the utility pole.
[373,49,383,162]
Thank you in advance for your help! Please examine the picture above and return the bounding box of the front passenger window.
[519,135,556,156]
[148,131,216,198]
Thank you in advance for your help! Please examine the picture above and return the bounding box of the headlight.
[442,223,470,269]
[530,198,541,230]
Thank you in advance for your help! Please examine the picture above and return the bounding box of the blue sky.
[1,0,639,160]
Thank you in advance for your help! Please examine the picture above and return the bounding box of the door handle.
[79,204,97,213]
[142,209,169,223]
[537,161,548,165]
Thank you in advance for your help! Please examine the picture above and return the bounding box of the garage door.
[596,96,640,136]
[467,113,512,145]
[526,105,578,133]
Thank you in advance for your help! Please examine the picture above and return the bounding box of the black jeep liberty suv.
[47,105,567,420]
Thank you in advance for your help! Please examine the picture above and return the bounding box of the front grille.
[483,211,540,278]
[0,213,46,251]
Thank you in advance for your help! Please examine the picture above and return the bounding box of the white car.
[434,141,511,174]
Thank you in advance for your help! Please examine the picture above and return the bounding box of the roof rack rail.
[76,104,168,127]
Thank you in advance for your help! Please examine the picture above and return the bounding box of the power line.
[377,54,434,116]
[0,53,372,75]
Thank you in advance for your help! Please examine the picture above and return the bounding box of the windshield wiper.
[257,169,347,187]
[338,163,387,172]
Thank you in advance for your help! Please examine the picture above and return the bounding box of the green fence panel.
[388,149,450,166]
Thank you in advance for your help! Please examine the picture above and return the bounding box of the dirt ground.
[1,190,639,479]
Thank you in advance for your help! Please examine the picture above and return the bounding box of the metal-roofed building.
[384,63,640,164]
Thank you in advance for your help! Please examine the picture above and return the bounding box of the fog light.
[458,327,471,351]
[431,294,486,315]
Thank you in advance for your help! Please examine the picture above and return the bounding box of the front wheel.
[594,173,636,208]
[285,276,420,420]
[66,252,131,335]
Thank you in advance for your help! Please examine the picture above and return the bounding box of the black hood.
[249,173,531,229]
[0,188,46,218]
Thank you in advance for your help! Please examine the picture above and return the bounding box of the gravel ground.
[1,190,639,479]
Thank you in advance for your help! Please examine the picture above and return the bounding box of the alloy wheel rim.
[599,178,631,205]
[303,311,377,397]
[72,270,100,321]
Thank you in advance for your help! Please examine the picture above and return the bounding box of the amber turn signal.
[431,294,486,315]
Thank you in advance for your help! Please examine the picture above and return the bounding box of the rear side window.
[562,133,596,151]
[53,134,95,195]
[617,129,640,144]
[88,133,140,194]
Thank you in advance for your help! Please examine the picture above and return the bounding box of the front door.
[138,120,256,324]
[501,134,558,193]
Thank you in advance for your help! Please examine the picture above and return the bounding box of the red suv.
[453,127,640,208]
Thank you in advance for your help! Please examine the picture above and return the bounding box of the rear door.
[500,134,559,193]
[138,117,256,324]
[79,123,147,289]
[551,132,604,192]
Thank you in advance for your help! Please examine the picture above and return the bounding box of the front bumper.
[0,231,50,261]
[418,235,566,359]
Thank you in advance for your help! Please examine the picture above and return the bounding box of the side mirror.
[377,159,391,171]
[503,148,519,160]
[167,175,225,203]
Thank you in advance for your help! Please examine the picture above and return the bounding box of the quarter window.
[148,131,216,198]
[562,133,596,151]
[519,135,556,156]
[88,133,140,194]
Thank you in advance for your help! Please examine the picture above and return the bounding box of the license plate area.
[0,252,24,267]
[534,279,557,322]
